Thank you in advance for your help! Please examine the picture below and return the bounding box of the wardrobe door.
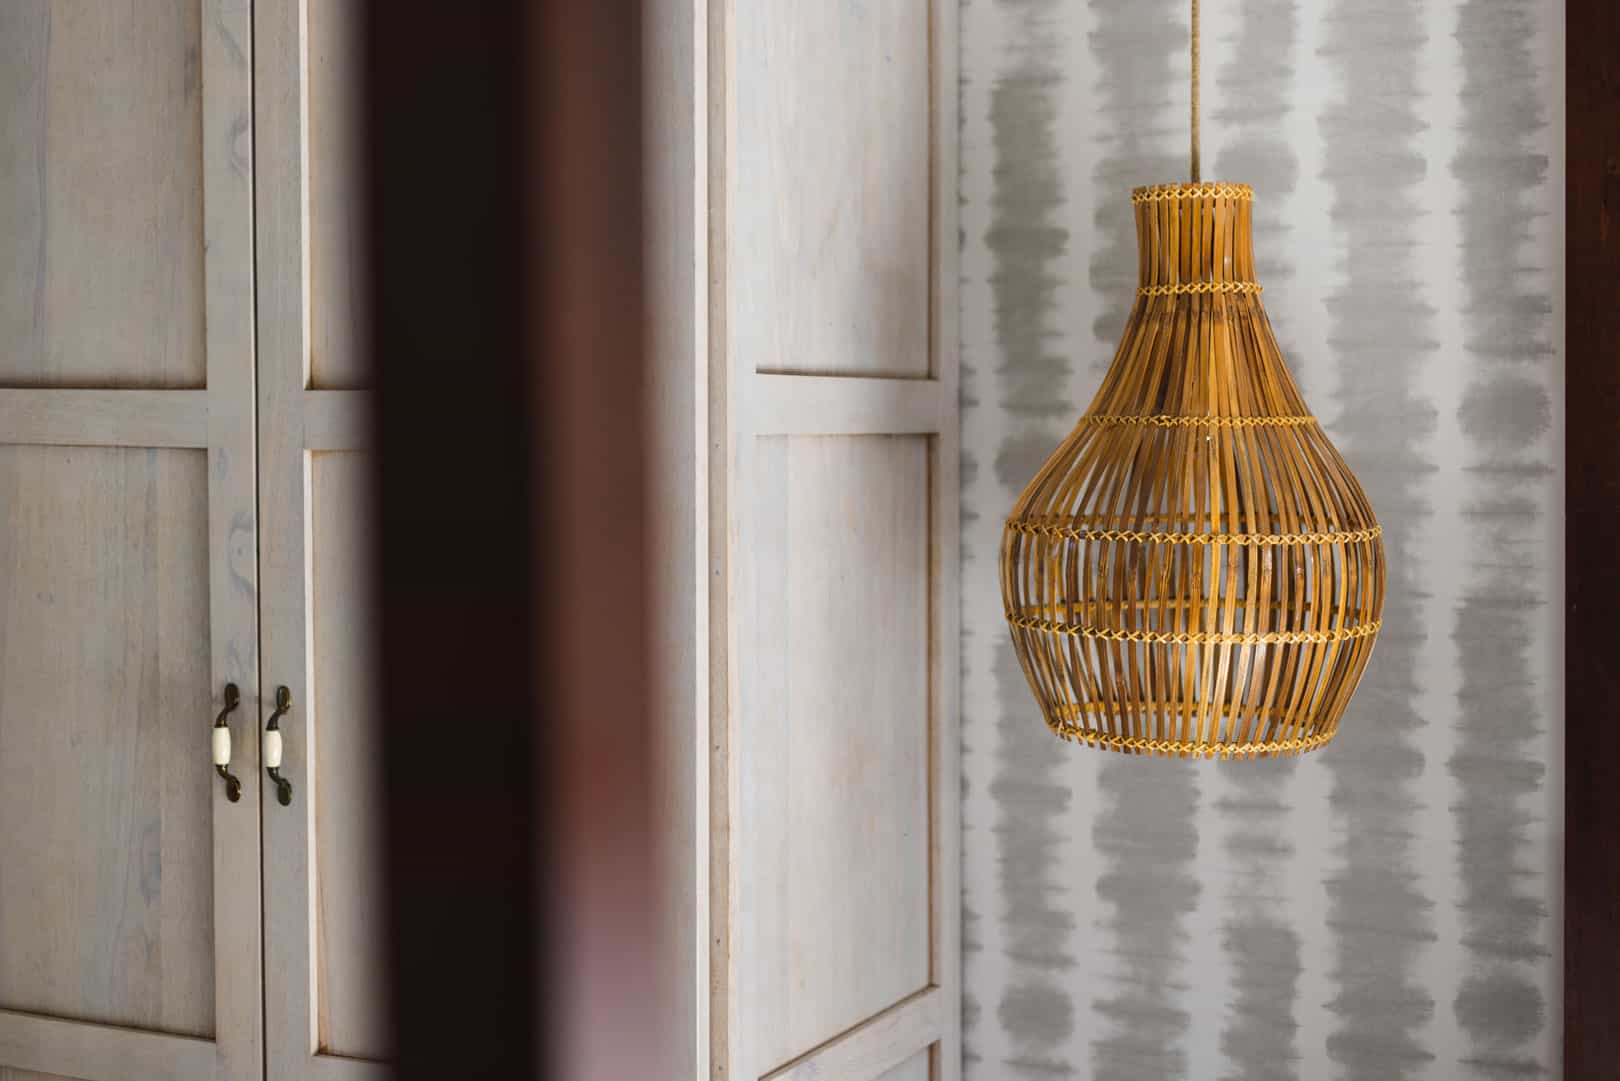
[255,2,388,1080]
[708,2,962,1079]
[0,3,262,1081]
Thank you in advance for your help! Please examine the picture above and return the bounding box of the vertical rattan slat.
[999,182,1385,758]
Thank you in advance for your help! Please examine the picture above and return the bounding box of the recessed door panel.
[0,1,206,389]
[307,0,368,390]
[731,2,931,378]
[0,447,214,1037]
[740,435,933,1074]
[309,453,388,1062]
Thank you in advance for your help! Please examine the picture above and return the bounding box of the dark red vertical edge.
[529,3,661,1081]
[1565,1,1620,1077]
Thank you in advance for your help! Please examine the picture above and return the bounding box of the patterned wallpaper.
[957,1,1564,1078]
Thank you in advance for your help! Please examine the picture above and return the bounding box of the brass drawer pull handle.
[213,683,243,803]
[264,686,294,806]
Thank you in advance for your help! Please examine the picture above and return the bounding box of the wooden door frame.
[1564,0,1619,1077]
[253,0,385,1075]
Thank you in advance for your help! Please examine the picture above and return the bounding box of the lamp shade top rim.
[1131,181,1253,202]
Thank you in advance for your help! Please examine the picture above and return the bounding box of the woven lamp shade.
[999,182,1385,759]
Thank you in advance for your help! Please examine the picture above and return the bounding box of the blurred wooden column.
[1566,0,1620,1076]
[368,2,657,1080]
[530,2,662,1081]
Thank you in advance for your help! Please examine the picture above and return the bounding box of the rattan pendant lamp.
[999,0,1385,759]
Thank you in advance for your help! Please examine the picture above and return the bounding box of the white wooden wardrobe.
[0,3,386,1081]
[647,2,962,1079]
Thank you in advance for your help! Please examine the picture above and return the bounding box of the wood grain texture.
[747,375,944,436]
[0,447,214,1037]
[737,435,932,1078]
[0,391,207,448]
[0,1011,216,1081]
[0,1068,74,1081]
[876,1051,931,1081]
[0,2,260,1079]
[257,1,386,1075]
[198,1,264,1077]
[763,989,942,1081]
[0,1,205,388]
[308,0,369,390]
[645,0,709,1075]
[704,2,961,1077]
[1565,0,1618,1074]
[310,453,389,1061]
[730,1,931,377]
[303,391,370,452]
[253,0,323,1073]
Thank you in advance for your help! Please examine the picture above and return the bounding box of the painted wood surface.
[700,2,962,1079]
[309,454,388,1062]
[0,391,208,448]
[0,1,206,388]
[876,1052,931,1081]
[0,447,214,1037]
[255,0,386,1076]
[738,435,933,1075]
[0,1011,215,1081]
[645,0,709,1074]
[729,2,931,378]
[0,1,262,1078]
[763,989,943,1081]
[307,0,368,390]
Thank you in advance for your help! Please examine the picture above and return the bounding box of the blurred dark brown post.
[529,3,661,1081]
[1566,0,1620,1076]
[367,2,655,1079]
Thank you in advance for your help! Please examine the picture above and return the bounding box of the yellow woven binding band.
[1004,520,1384,547]
[1081,413,1314,428]
[1131,182,1253,203]
[1045,724,1336,759]
[1005,612,1383,646]
[1137,280,1263,296]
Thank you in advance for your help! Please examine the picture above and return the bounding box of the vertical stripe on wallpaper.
[1317,2,1440,1079]
[1087,1,1183,351]
[958,0,994,1063]
[1450,0,1555,1075]
[1084,4,1200,1081]
[980,1,1079,1076]
[1208,4,1305,1080]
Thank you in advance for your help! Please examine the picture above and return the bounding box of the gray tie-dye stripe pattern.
[1319,2,1441,1077]
[1450,1,1554,1075]
[985,2,1078,1077]
[1088,0,1183,354]
[1211,6,1305,1078]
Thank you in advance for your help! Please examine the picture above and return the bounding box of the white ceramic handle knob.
[263,729,284,770]
[212,726,232,767]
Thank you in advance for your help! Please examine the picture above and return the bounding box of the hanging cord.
[1190,0,1201,181]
